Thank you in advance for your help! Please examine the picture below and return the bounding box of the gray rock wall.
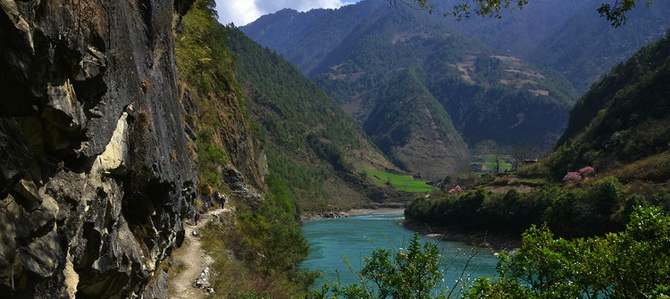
[0,0,196,297]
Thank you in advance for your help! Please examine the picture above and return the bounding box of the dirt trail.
[170,207,228,299]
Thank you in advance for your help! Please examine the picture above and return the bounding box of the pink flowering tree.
[563,172,582,184]
[448,185,463,194]
[579,166,595,177]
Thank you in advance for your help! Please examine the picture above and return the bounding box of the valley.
[0,0,668,297]
[242,0,583,180]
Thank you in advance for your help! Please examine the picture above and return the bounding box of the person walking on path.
[214,191,227,209]
[194,211,201,225]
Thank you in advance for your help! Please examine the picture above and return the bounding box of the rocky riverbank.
[301,207,406,221]
[300,211,350,221]
[348,208,405,216]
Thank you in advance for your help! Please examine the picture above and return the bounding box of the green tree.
[474,140,504,173]
[318,234,450,299]
[325,207,670,298]
[465,206,670,298]
[392,0,655,27]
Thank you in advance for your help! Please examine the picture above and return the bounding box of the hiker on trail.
[214,191,226,209]
[195,211,201,225]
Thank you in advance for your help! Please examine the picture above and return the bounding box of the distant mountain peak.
[242,0,581,178]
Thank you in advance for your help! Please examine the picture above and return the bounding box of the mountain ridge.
[404,31,670,243]
[225,26,407,210]
[243,0,578,179]
[546,31,670,179]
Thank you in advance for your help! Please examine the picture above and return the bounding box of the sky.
[215,0,361,27]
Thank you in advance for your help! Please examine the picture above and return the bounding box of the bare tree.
[510,142,536,170]
[473,140,504,173]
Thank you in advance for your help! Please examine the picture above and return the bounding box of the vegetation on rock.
[201,174,313,298]
[176,0,263,193]
[175,1,313,296]
[225,25,405,211]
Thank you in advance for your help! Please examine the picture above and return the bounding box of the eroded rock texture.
[0,0,196,297]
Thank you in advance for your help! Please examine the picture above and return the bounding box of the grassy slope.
[360,168,434,193]
[472,155,513,172]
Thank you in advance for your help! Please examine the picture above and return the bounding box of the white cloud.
[215,0,360,26]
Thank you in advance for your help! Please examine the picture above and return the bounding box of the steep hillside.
[175,0,266,197]
[0,0,197,297]
[241,1,387,76]
[243,1,577,180]
[439,0,670,92]
[174,1,312,297]
[526,0,670,92]
[225,26,405,211]
[364,69,469,179]
[546,31,670,180]
[405,32,670,240]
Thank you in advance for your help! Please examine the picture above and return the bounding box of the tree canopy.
[392,0,655,27]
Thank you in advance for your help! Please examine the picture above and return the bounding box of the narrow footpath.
[170,207,228,299]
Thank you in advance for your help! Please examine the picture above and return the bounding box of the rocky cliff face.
[0,0,197,297]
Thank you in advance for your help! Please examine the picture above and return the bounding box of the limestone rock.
[0,0,197,297]
[192,266,214,294]
[223,166,264,208]
[20,230,62,278]
[0,119,33,199]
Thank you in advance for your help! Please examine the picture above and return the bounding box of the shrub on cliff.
[201,173,312,297]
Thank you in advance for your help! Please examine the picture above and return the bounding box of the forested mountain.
[224,27,403,211]
[399,30,670,298]
[441,0,670,92]
[237,1,385,76]
[242,0,578,179]
[363,69,469,179]
[546,31,670,181]
[406,30,670,236]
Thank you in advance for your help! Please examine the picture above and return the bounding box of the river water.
[301,213,500,294]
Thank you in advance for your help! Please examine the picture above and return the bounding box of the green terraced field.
[472,154,513,172]
[360,168,434,192]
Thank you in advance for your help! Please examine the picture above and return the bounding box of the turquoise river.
[301,213,500,294]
